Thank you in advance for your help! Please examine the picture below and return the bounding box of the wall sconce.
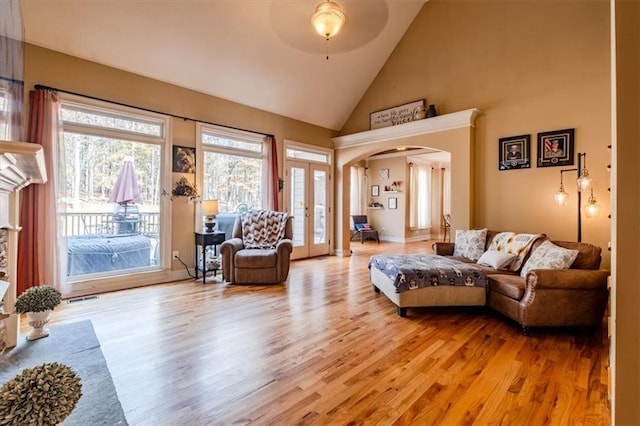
[554,152,597,242]
[202,199,219,233]
[583,188,601,218]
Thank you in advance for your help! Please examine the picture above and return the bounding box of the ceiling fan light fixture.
[311,0,346,39]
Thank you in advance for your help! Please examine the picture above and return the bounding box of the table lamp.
[202,199,219,232]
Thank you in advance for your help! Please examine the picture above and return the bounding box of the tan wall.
[335,126,473,253]
[366,156,407,240]
[613,0,640,422]
[23,44,335,273]
[340,0,611,267]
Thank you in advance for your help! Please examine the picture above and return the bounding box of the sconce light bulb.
[583,191,600,218]
[554,185,569,206]
[576,169,592,192]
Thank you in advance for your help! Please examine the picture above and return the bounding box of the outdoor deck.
[62,210,160,277]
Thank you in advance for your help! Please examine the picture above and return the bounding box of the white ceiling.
[19,0,426,131]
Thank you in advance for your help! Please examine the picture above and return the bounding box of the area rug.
[0,320,128,425]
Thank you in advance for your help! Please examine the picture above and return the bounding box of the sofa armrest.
[276,238,293,256]
[525,269,610,291]
[220,238,244,281]
[518,268,610,328]
[433,242,455,256]
[275,238,293,281]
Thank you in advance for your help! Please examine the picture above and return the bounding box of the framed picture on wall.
[498,134,531,170]
[388,197,397,210]
[172,145,196,173]
[536,128,575,167]
[371,185,380,197]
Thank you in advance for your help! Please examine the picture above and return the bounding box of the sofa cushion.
[551,240,602,269]
[520,240,579,277]
[489,274,526,300]
[453,228,488,261]
[477,250,516,270]
[235,249,277,268]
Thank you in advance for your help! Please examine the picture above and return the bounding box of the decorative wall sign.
[498,134,531,170]
[370,99,425,130]
[537,128,575,167]
[371,185,380,197]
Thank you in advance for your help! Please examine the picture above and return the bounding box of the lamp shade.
[203,200,219,217]
[554,187,569,206]
[576,170,592,192]
[583,191,600,218]
[311,0,345,39]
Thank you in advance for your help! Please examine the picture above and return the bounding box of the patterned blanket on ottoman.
[368,254,488,293]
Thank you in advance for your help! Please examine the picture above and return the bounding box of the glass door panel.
[309,166,330,257]
[289,164,306,255]
[286,161,330,259]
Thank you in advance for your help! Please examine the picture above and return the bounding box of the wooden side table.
[194,231,226,284]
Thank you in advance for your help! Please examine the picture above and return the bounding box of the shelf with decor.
[382,190,400,194]
[368,206,383,210]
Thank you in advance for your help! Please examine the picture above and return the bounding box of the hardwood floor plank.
[14,240,610,425]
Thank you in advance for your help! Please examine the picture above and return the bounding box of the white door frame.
[283,140,333,260]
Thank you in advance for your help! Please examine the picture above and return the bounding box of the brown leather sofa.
[220,216,293,284]
[434,231,610,334]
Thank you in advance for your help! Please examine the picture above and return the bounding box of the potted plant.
[14,285,62,341]
[0,362,82,424]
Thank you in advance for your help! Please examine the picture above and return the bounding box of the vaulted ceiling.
[18,0,426,131]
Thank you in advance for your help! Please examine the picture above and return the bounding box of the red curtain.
[265,136,279,211]
[16,90,51,294]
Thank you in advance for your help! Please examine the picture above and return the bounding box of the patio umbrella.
[108,156,142,216]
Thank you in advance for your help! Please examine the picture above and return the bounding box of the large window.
[58,98,169,281]
[0,79,22,141]
[199,124,265,213]
[0,86,8,139]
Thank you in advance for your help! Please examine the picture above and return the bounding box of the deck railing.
[60,212,160,237]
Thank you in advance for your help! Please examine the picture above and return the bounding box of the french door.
[286,160,331,259]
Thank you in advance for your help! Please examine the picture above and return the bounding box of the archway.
[332,109,479,256]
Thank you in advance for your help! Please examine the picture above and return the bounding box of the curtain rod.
[1,77,24,85]
[34,84,274,138]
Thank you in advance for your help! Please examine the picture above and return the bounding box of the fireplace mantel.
[0,140,47,349]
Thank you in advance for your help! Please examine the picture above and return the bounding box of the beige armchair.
[220,214,293,284]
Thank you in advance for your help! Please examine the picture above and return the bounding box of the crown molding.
[333,108,481,149]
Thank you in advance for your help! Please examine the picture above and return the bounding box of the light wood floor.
[28,240,610,425]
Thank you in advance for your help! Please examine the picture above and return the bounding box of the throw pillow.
[355,223,371,230]
[520,240,579,277]
[488,232,517,251]
[477,250,516,270]
[500,233,545,271]
[453,228,488,261]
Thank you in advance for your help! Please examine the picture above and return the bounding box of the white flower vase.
[26,310,51,341]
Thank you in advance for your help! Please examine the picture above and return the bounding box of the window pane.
[203,133,261,153]
[290,166,306,247]
[286,148,328,164]
[61,106,163,137]
[0,91,7,140]
[61,132,162,278]
[314,170,327,244]
[203,151,262,213]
